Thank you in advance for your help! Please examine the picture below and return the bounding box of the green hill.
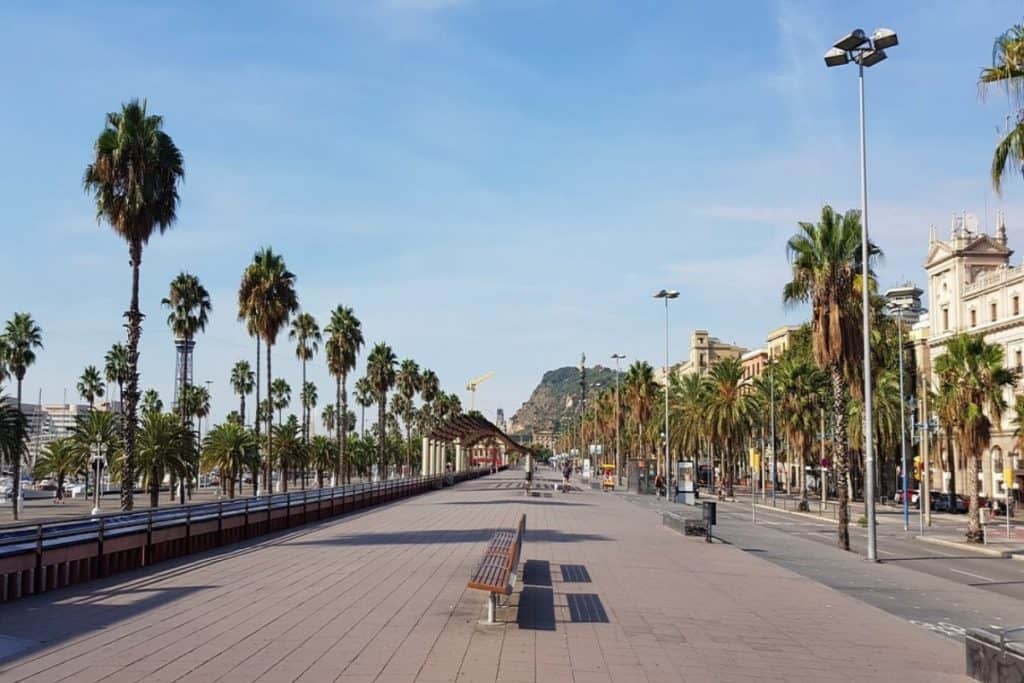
[509,365,623,435]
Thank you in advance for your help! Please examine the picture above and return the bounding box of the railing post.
[33,523,43,595]
[217,501,224,547]
[97,516,106,578]
[186,506,192,554]
[145,510,153,566]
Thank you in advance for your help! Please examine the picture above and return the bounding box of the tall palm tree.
[72,409,121,506]
[979,24,1024,194]
[162,271,211,424]
[366,343,397,478]
[84,99,184,511]
[230,360,255,427]
[395,359,421,472]
[34,438,86,503]
[202,421,256,498]
[77,365,105,408]
[355,376,373,438]
[301,381,317,440]
[2,312,42,519]
[289,312,321,443]
[418,369,440,430]
[237,247,298,494]
[141,389,163,416]
[271,378,291,426]
[704,358,753,498]
[783,205,878,551]
[624,361,657,462]
[325,306,364,484]
[934,333,1015,543]
[104,343,128,410]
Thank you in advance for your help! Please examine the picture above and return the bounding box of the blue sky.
[2,1,1023,426]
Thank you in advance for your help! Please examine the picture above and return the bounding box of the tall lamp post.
[653,289,679,501]
[885,287,922,532]
[769,349,777,506]
[611,353,626,486]
[90,438,105,516]
[825,26,898,562]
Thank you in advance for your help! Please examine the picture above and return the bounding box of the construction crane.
[466,371,495,411]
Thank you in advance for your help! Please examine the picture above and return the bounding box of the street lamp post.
[653,289,679,502]
[612,353,626,486]
[886,288,922,532]
[90,438,104,516]
[769,349,777,506]
[825,26,898,562]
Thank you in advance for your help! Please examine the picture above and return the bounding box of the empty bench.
[467,513,526,624]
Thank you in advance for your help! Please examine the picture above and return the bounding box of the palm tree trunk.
[240,393,246,430]
[266,342,274,494]
[378,397,386,479]
[150,466,159,508]
[341,373,350,484]
[12,379,23,520]
[965,436,983,543]
[831,365,851,551]
[360,404,365,439]
[301,358,307,444]
[120,241,145,512]
[254,336,260,497]
[798,446,809,511]
[945,427,957,507]
[335,375,343,485]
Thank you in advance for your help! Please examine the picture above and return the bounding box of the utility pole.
[612,354,626,486]
[579,352,586,477]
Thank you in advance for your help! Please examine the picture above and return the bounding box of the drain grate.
[566,593,608,623]
[560,564,591,583]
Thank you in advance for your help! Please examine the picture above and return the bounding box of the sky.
[2,1,1024,428]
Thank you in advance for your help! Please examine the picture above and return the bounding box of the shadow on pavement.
[288,529,610,546]
[0,584,212,667]
[440,500,592,507]
[523,559,552,587]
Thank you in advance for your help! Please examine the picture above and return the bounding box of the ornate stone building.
[920,211,1023,501]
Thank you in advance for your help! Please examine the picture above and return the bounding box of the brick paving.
[0,470,965,682]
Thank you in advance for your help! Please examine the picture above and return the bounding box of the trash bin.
[702,500,717,525]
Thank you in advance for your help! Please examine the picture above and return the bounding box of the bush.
[856,514,867,527]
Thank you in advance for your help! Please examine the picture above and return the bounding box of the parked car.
[932,494,968,514]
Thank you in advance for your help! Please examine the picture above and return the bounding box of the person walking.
[524,454,534,486]
[562,461,572,491]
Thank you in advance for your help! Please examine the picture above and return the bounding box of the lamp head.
[856,48,887,67]
[824,47,850,68]
[872,28,898,50]
[833,29,868,51]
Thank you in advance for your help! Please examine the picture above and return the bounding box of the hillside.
[509,365,622,435]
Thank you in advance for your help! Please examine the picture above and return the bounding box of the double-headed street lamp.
[653,289,679,501]
[825,26,899,562]
[885,289,922,532]
[90,437,106,516]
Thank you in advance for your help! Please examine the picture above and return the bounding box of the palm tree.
[624,361,657,461]
[78,365,105,408]
[141,389,163,416]
[979,24,1024,194]
[2,312,42,519]
[321,404,337,435]
[104,343,129,410]
[72,409,121,505]
[133,412,191,508]
[775,357,827,509]
[271,378,291,426]
[301,381,318,440]
[366,343,397,478]
[418,369,440,430]
[34,438,86,502]
[237,247,298,494]
[162,272,211,424]
[934,333,1015,543]
[325,306,364,484]
[0,339,8,384]
[704,358,754,498]
[230,360,255,427]
[783,205,879,551]
[0,389,28,502]
[395,359,421,472]
[309,435,334,488]
[84,99,184,511]
[289,312,321,443]
[202,422,256,498]
[272,418,303,492]
[355,376,373,438]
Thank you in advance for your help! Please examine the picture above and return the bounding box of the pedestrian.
[524,454,534,486]
[562,462,572,491]
[655,472,666,498]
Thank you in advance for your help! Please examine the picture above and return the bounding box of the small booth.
[628,458,657,495]
[674,459,697,505]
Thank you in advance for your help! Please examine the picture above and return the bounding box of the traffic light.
[913,455,922,481]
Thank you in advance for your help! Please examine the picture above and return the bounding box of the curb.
[913,534,1019,558]
[753,503,838,524]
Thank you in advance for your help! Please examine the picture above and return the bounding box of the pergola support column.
[421,437,430,476]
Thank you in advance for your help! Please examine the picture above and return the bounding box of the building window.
[943,307,949,331]
[991,302,998,322]
[1016,350,1022,372]
[971,309,977,327]
[1015,296,1020,316]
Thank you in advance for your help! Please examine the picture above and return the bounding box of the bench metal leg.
[487,593,497,624]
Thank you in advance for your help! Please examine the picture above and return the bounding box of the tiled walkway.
[0,470,964,682]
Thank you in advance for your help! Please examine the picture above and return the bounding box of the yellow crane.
[466,371,495,411]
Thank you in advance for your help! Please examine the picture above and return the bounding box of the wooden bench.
[467,514,526,623]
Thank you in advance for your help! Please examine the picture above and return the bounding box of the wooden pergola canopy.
[428,414,528,453]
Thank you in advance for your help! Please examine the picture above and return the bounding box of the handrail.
[0,470,483,558]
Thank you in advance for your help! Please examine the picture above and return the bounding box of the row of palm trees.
[1,99,466,517]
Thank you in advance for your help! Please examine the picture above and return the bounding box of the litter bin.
[701,501,717,543]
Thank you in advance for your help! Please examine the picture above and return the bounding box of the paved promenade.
[0,471,964,682]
